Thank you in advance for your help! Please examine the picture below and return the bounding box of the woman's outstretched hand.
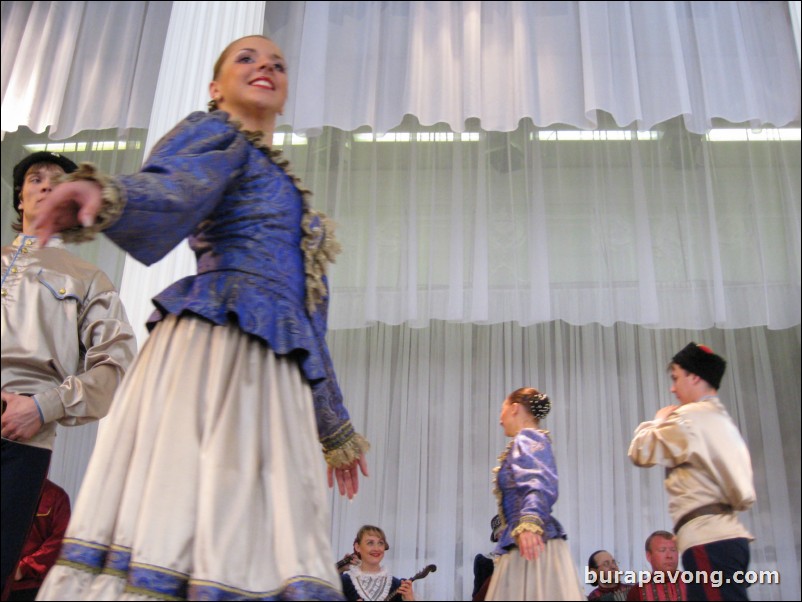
[328,453,369,500]
[33,180,103,245]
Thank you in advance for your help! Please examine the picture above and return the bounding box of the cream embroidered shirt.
[628,396,755,552]
[1,235,136,450]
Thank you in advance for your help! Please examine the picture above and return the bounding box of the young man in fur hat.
[628,343,755,601]
[1,152,137,598]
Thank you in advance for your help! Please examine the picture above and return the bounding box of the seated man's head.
[645,531,678,573]
[588,549,619,586]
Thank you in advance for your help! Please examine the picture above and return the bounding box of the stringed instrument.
[336,552,358,571]
[384,564,437,600]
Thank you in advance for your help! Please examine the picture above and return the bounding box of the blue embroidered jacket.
[493,428,567,554]
[103,111,356,455]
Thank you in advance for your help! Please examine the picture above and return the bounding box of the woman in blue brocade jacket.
[35,36,368,601]
[486,387,585,601]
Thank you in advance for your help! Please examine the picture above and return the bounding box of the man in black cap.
[1,152,137,598]
[628,343,755,601]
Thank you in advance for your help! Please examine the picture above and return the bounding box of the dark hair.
[353,525,390,552]
[508,387,551,420]
[588,550,605,571]
[587,549,608,585]
[12,152,78,232]
[645,530,675,553]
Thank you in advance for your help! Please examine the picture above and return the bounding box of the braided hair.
[508,387,551,420]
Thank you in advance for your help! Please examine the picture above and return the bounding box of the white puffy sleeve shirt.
[628,397,755,551]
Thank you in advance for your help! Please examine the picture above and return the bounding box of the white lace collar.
[347,565,393,601]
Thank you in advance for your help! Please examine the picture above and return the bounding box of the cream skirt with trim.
[485,538,585,601]
[37,314,343,601]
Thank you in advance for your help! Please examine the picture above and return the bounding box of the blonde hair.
[212,34,272,80]
[353,525,390,551]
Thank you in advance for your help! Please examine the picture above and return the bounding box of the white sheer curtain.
[325,322,801,601]
[1,0,171,138]
[96,0,801,335]
[272,118,801,330]
[790,0,801,64]
[267,1,800,135]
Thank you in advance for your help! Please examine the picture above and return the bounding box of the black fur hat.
[13,151,78,210]
[672,342,726,389]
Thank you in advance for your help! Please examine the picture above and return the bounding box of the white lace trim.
[346,565,393,601]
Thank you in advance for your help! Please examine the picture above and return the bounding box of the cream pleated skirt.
[37,314,343,601]
[485,538,585,601]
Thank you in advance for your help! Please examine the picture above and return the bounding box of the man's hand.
[654,405,679,422]
[1,392,44,441]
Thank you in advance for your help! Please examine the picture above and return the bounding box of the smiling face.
[354,529,388,572]
[209,36,288,130]
[19,163,67,234]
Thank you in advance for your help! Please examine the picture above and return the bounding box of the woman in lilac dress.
[487,387,584,601]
